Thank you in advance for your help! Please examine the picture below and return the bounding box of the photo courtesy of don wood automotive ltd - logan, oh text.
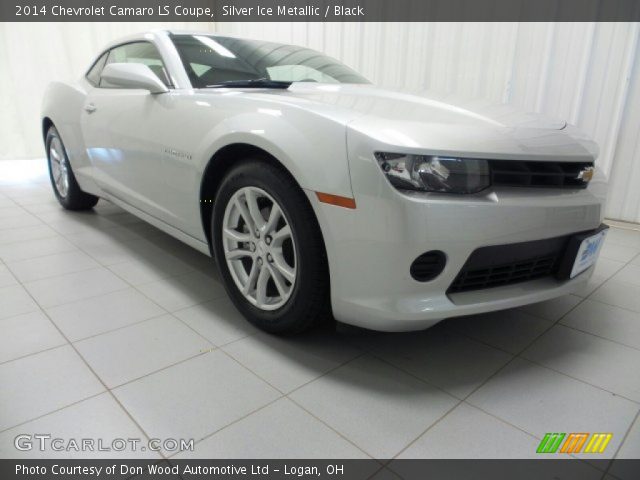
[1,1,640,479]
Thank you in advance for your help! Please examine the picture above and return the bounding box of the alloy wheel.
[49,136,69,198]
[222,186,297,310]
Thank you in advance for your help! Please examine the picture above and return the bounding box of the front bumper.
[307,153,607,332]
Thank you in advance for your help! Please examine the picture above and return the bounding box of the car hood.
[286,83,566,130]
[281,83,597,161]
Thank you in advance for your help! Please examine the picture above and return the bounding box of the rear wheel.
[46,126,99,210]
[212,159,330,334]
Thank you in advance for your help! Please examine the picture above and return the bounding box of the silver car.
[41,30,608,333]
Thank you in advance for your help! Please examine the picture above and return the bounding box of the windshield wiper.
[205,78,291,89]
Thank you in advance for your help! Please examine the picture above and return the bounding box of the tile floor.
[0,160,639,473]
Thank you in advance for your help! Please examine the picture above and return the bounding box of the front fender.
[194,110,353,200]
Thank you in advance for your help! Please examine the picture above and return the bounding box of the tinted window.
[86,51,108,86]
[170,34,369,87]
[101,42,171,87]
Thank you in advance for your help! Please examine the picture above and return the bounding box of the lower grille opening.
[448,235,570,294]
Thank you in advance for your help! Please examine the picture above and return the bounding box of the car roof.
[165,29,219,36]
[99,30,240,50]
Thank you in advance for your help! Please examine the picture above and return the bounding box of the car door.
[81,41,194,233]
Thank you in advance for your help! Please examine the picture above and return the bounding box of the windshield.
[170,34,370,88]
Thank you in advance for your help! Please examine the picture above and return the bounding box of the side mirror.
[100,63,169,94]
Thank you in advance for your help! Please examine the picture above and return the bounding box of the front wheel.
[46,126,99,210]
[212,160,330,334]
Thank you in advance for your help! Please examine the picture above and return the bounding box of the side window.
[85,51,109,87]
[100,42,172,88]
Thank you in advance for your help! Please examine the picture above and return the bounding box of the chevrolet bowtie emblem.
[577,166,595,183]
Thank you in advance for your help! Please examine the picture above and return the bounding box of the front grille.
[489,160,593,189]
[448,235,570,294]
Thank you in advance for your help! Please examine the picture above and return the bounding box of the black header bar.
[3,0,640,22]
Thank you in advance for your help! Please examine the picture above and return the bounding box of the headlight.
[375,153,490,194]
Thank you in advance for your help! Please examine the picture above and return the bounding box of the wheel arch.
[199,143,325,257]
[42,117,54,144]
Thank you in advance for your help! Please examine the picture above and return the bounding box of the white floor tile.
[523,325,640,402]
[613,413,640,460]
[600,240,640,263]
[0,311,66,364]
[573,271,610,298]
[444,309,553,354]
[0,345,104,431]
[69,232,160,266]
[0,284,39,320]
[0,224,58,245]
[0,393,159,459]
[0,211,42,230]
[100,211,143,227]
[592,257,626,279]
[0,235,77,262]
[590,280,640,313]
[174,298,257,346]
[290,355,457,458]
[108,253,195,285]
[21,202,64,215]
[605,228,640,249]
[66,224,139,247]
[0,206,25,218]
[113,351,280,453]
[7,250,99,283]
[516,295,582,322]
[0,264,17,288]
[176,398,369,459]
[611,263,640,288]
[610,426,640,480]
[397,403,539,459]
[223,331,362,393]
[2,184,49,199]
[149,235,212,271]
[24,267,129,308]
[467,358,639,459]
[1,164,639,462]
[368,328,512,399]
[75,315,212,388]
[45,288,165,342]
[112,221,167,240]
[561,299,640,350]
[136,271,227,312]
[34,210,119,234]
[12,193,56,207]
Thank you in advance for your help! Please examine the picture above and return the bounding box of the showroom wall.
[1,22,639,222]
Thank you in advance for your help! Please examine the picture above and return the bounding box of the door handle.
[84,103,97,113]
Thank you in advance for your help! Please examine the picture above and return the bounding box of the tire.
[46,126,99,210]
[212,159,330,334]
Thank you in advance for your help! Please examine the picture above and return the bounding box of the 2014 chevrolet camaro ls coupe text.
[41,30,608,333]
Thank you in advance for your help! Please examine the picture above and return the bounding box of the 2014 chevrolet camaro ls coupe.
[41,30,608,333]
